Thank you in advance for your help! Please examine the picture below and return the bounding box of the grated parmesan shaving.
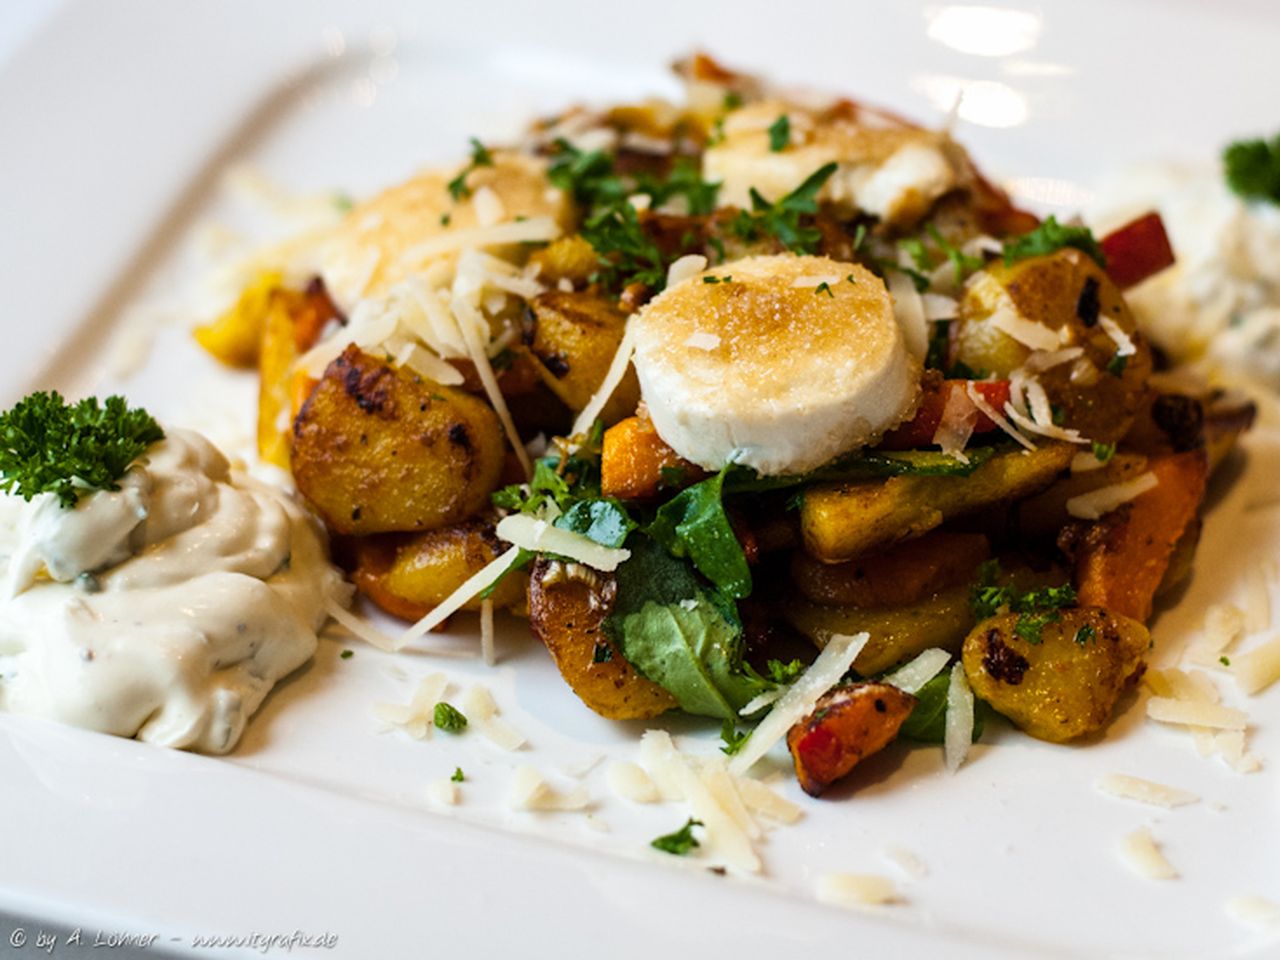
[570,320,637,438]
[931,386,976,463]
[699,759,762,840]
[1235,634,1280,695]
[399,216,561,263]
[1146,697,1247,730]
[887,270,928,360]
[426,779,459,806]
[398,546,524,648]
[1245,565,1273,635]
[883,648,951,694]
[471,186,505,227]
[988,304,1061,351]
[1099,316,1137,357]
[965,381,1036,451]
[480,598,496,667]
[606,761,660,804]
[1004,390,1088,444]
[509,765,590,811]
[1096,774,1199,808]
[666,254,708,287]
[881,846,929,880]
[816,873,901,908]
[495,513,630,571]
[1119,828,1177,880]
[921,293,958,321]
[462,684,528,751]
[729,632,871,776]
[1066,472,1158,519]
[1070,450,1108,473]
[325,597,395,652]
[1023,346,1084,373]
[943,662,974,772]
[734,777,802,824]
[1225,896,1280,930]
[683,331,721,351]
[451,292,532,477]
[394,341,465,385]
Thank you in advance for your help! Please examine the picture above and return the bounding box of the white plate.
[3,2,1280,957]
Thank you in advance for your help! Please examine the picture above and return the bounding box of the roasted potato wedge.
[787,682,916,796]
[953,249,1151,443]
[350,520,526,622]
[962,606,1148,742]
[1015,452,1150,539]
[786,584,976,677]
[528,559,676,720]
[601,415,703,501]
[801,443,1074,563]
[525,291,640,418]
[196,270,282,368]
[293,345,505,535]
[791,530,988,608]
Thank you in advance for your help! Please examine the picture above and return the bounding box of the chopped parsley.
[928,224,984,283]
[1002,216,1106,269]
[439,212,451,227]
[730,162,838,255]
[722,91,744,110]
[766,658,806,683]
[446,137,495,201]
[433,702,468,733]
[1074,624,1097,646]
[339,649,354,660]
[767,114,791,152]
[1015,610,1059,645]
[846,273,858,285]
[970,560,1078,643]
[1091,440,1117,463]
[719,719,751,755]
[0,392,165,508]
[592,641,613,663]
[332,192,354,214]
[1106,352,1129,377]
[651,818,703,855]
[703,275,733,284]
[814,281,834,297]
[1224,134,1280,205]
[451,767,465,783]
[1220,655,1231,667]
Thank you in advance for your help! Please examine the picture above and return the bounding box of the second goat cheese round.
[632,254,919,475]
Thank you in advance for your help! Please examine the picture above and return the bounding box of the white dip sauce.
[1091,163,1280,386]
[0,428,345,754]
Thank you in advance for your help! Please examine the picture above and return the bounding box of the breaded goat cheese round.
[632,254,919,476]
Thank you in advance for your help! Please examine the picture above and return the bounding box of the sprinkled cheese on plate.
[1095,773,1199,808]
[965,381,1036,451]
[509,765,590,811]
[606,761,660,804]
[943,662,974,773]
[426,779,460,806]
[1119,827,1177,880]
[1146,697,1247,730]
[815,873,902,907]
[1234,634,1280,695]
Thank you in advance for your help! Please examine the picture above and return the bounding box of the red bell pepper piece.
[1100,212,1175,290]
[880,379,1011,450]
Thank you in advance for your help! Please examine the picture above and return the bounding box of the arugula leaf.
[1224,135,1280,204]
[899,672,989,743]
[1003,216,1106,269]
[605,537,768,720]
[651,818,703,855]
[618,596,766,720]
[0,392,165,508]
[553,498,636,548]
[647,466,751,599]
[731,162,838,254]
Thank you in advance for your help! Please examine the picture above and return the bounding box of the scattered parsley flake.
[451,767,465,783]
[439,212,451,227]
[703,275,733,284]
[339,649,354,660]
[445,136,495,201]
[1106,352,1129,377]
[766,658,806,683]
[730,162,838,255]
[592,641,613,664]
[722,91,744,110]
[1074,624,1097,646]
[1220,655,1231,667]
[1091,440,1116,463]
[768,114,791,152]
[332,192,353,214]
[651,818,703,855]
[0,392,165,508]
[1224,134,1280,205]
[1015,610,1059,645]
[927,224,984,283]
[1003,216,1106,269]
[719,719,750,755]
[433,702,468,733]
[846,273,858,285]
[852,223,867,252]
[814,281,834,297]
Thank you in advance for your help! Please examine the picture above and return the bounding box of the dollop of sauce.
[0,428,345,754]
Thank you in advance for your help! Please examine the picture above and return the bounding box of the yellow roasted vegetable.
[195,270,282,368]
[961,606,1148,742]
[292,345,505,535]
[525,291,640,417]
[801,443,1074,563]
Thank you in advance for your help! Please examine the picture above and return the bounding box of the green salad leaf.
[898,672,990,743]
[647,466,751,599]
[553,498,636,548]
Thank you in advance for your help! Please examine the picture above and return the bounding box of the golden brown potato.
[787,682,917,796]
[348,521,526,622]
[527,235,599,288]
[527,559,676,720]
[292,345,505,535]
[962,606,1148,742]
[801,443,1074,563]
[791,530,988,608]
[1015,452,1150,539]
[786,584,976,677]
[525,291,640,418]
[953,249,1152,442]
[196,270,282,368]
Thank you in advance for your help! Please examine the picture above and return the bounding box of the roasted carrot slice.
[786,682,916,796]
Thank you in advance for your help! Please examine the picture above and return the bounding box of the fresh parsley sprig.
[1224,134,1280,205]
[970,559,1078,644]
[731,162,838,255]
[1002,216,1106,269]
[651,818,703,855]
[0,391,164,508]
[446,137,495,201]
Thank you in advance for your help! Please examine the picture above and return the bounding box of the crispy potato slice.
[785,584,976,677]
[962,606,1148,742]
[791,530,988,608]
[349,521,527,623]
[801,443,1073,563]
[786,682,916,796]
[292,345,504,534]
[528,559,676,721]
[525,291,640,417]
[1068,450,1208,621]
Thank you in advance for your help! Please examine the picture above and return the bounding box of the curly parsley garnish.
[446,137,495,201]
[767,114,791,152]
[970,560,1078,644]
[1224,134,1280,205]
[719,720,750,755]
[1002,216,1106,269]
[731,162,838,255]
[651,818,704,855]
[0,391,164,508]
